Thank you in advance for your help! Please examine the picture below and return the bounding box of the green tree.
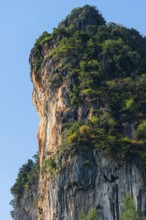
[10,154,39,204]
[120,193,140,220]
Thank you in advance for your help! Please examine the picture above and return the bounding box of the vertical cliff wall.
[12,5,146,220]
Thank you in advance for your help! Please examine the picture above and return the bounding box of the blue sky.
[0,0,146,219]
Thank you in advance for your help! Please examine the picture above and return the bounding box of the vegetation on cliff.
[121,193,141,220]
[11,5,146,219]
[80,208,97,220]
[31,5,146,159]
[10,154,39,218]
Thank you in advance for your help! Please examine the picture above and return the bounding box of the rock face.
[13,188,37,220]
[42,155,146,220]
[13,5,146,220]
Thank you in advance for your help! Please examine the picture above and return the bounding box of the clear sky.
[0,0,146,219]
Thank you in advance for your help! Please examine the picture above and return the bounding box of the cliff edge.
[11,5,146,220]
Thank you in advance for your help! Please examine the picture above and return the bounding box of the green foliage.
[31,5,146,158]
[124,98,134,110]
[136,120,146,140]
[10,154,39,204]
[120,193,141,220]
[59,5,105,31]
[56,14,146,156]
[80,208,97,220]
[43,157,57,176]
[62,112,146,157]
[10,154,39,218]
[102,38,125,53]
[62,121,84,147]
[33,31,51,72]
[10,210,14,219]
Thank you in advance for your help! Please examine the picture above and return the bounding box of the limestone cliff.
[12,5,146,220]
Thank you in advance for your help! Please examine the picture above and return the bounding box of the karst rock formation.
[12,5,146,220]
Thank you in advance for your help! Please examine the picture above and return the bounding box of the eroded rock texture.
[13,5,146,220]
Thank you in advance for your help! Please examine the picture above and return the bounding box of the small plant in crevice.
[80,208,97,220]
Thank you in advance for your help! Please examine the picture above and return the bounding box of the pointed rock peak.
[59,5,106,30]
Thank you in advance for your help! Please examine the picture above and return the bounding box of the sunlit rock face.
[14,5,146,220]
